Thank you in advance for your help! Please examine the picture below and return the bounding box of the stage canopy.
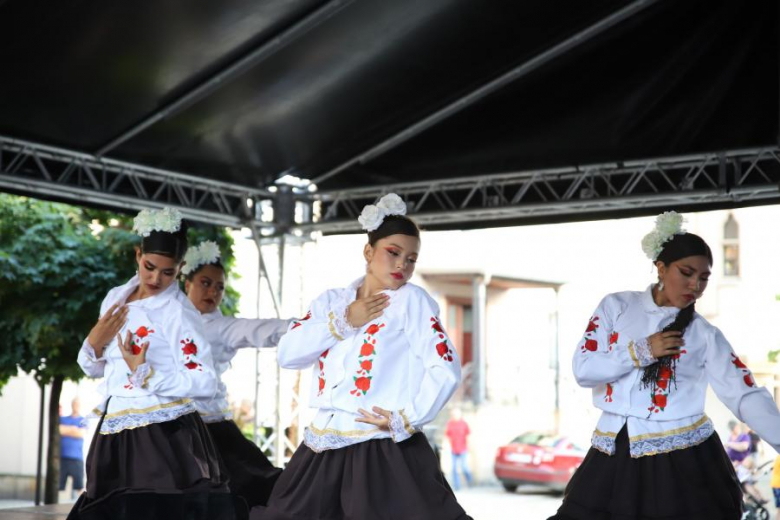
[1,0,778,232]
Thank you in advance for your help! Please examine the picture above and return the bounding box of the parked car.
[494,431,586,493]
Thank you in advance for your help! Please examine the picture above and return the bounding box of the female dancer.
[252,194,471,520]
[182,241,289,516]
[70,208,233,520]
[550,212,780,520]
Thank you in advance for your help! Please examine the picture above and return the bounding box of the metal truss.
[0,136,274,229]
[305,147,780,233]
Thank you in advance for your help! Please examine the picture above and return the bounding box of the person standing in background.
[445,408,473,491]
[59,398,87,499]
[726,420,751,464]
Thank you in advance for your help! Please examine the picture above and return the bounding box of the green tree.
[0,195,239,503]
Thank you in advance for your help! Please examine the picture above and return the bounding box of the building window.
[723,213,739,277]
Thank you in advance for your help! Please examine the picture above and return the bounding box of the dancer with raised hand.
[182,241,289,518]
[69,208,233,520]
[549,212,780,520]
[252,194,471,520]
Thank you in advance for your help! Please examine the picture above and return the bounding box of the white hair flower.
[358,204,384,232]
[358,193,408,231]
[181,241,221,276]
[132,207,183,237]
[376,193,407,216]
[641,211,687,260]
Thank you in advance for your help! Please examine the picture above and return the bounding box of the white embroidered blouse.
[277,277,462,452]
[574,285,780,458]
[196,309,291,423]
[78,275,217,434]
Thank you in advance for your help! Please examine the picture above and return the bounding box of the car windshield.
[510,432,561,447]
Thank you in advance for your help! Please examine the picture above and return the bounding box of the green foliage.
[769,350,779,363]
[0,195,241,391]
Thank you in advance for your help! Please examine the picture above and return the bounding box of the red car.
[494,432,586,492]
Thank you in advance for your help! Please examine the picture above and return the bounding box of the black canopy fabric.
[0,0,777,227]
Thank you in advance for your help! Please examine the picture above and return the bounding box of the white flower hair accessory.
[181,241,221,276]
[641,211,687,261]
[132,207,183,237]
[358,193,408,232]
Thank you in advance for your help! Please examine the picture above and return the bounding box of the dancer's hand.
[117,330,148,372]
[87,303,128,357]
[346,294,390,328]
[355,406,391,431]
[648,330,684,358]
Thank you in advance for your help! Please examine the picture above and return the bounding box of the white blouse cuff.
[389,410,416,443]
[80,339,105,362]
[328,302,359,341]
[128,363,154,389]
[633,338,656,367]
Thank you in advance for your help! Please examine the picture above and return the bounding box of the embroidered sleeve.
[705,327,780,453]
[390,288,461,441]
[217,317,292,360]
[277,290,355,370]
[142,304,218,399]
[572,295,653,388]
[77,339,107,378]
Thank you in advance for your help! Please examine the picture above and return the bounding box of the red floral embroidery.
[732,354,756,387]
[647,354,684,414]
[180,338,202,370]
[291,311,312,330]
[608,332,619,352]
[581,339,598,353]
[135,326,154,338]
[430,316,454,362]
[316,348,330,396]
[351,323,383,396]
[585,316,600,333]
[431,317,444,334]
[604,383,613,402]
[128,325,155,356]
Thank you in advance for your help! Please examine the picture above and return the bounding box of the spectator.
[59,398,87,499]
[747,427,762,466]
[725,420,751,464]
[445,408,473,491]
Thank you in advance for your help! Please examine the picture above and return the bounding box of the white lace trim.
[330,302,359,339]
[99,400,196,434]
[634,338,656,367]
[389,410,415,442]
[303,427,376,453]
[629,418,714,458]
[81,341,103,363]
[591,430,617,455]
[127,363,153,389]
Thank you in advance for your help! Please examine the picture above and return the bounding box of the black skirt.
[206,420,282,512]
[250,432,472,520]
[548,425,743,520]
[68,411,235,520]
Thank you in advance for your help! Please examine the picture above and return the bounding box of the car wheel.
[501,482,518,493]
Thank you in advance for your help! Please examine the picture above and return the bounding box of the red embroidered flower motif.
[652,393,667,410]
[318,376,325,392]
[184,361,200,370]
[743,374,756,387]
[431,317,444,334]
[608,332,619,351]
[581,339,598,353]
[318,360,324,371]
[604,383,613,403]
[180,339,198,356]
[360,341,375,357]
[321,349,329,359]
[658,366,672,380]
[365,323,385,335]
[354,376,372,394]
[657,378,669,390]
[316,349,330,396]
[131,342,143,356]
[135,326,154,338]
[731,353,747,369]
[291,310,312,330]
[731,353,755,387]
[360,359,373,371]
[585,316,600,333]
[436,340,454,362]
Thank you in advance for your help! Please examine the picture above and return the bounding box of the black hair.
[640,232,713,389]
[140,222,189,262]
[184,260,226,282]
[367,215,420,246]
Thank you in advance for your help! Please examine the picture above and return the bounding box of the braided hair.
[639,232,713,389]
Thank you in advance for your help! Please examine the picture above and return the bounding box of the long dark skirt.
[67,412,235,520]
[250,432,472,520]
[206,419,282,515]
[548,425,743,520]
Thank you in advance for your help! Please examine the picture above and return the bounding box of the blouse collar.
[117,274,180,310]
[640,283,680,316]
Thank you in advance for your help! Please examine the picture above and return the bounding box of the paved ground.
[455,484,562,519]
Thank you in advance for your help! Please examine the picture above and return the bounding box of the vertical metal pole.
[253,246,262,446]
[552,288,561,434]
[274,235,286,467]
[34,382,44,506]
[472,276,488,404]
